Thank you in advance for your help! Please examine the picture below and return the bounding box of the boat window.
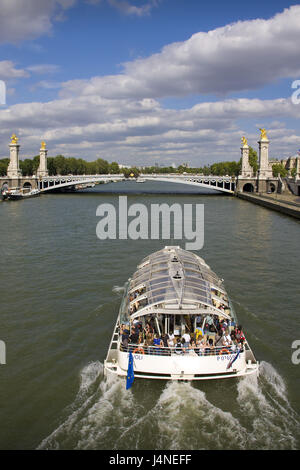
[151,294,176,304]
[149,277,169,286]
[151,270,169,278]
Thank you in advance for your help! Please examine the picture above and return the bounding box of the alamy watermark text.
[0,80,6,105]
[96,196,204,250]
[0,340,6,365]
[291,80,300,104]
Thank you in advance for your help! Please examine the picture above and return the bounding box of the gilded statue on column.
[11,133,18,144]
[259,128,268,140]
[241,136,248,146]
[41,141,46,149]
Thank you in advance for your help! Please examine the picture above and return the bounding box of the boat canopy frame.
[127,246,232,322]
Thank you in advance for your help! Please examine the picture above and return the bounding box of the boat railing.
[120,343,243,357]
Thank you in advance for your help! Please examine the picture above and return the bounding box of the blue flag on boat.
[126,351,134,389]
[227,349,240,370]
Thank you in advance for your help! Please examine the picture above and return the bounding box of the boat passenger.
[205,338,215,355]
[220,319,228,332]
[161,334,171,356]
[182,332,191,350]
[129,327,140,345]
[167,333,176,349]
[144,325,154,347]
[175,337,183,355]
[235,325,245,344]
[153,334,162,355]
[181,337,188,353]
[120,324,130,350]
[197,338,206,356]
[222,330,232,347]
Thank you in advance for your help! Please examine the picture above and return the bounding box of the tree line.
[1,146,289,178]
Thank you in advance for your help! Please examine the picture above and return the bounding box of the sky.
[0,0,300,166]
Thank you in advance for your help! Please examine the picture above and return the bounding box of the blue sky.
[0,0,300,165]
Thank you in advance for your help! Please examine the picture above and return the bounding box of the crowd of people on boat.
[120,318,245,356]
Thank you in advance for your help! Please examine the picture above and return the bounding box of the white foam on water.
[237,361,300,449]
[75,372,137,449]
[79,361,103,394]
[153,381,248,450]
[37,361,104,449]
[38,360,299,450]
[112,285,125,295]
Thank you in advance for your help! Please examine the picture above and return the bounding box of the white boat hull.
[104,345,259,381]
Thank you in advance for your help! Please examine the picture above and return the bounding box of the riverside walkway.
[237,192,300,219]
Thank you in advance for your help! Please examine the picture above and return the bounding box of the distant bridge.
[38,174,236,194]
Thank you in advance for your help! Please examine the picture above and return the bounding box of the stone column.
[296,157,300,181]
[37,141,49,178]
[7,134,22,179]
[258,130,272,179]
[240,139,252,177]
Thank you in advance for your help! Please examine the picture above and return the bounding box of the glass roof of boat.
[129,246,225,310]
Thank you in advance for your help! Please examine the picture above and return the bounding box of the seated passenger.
[220,319,228,332]
[144,325,154,346]
[121,324,130,349]
[167,333,176,349]
[181,337,188,353]
[153,334,161,347]
[129,327,140,344]
[204,338,213,355]
[153,334,162,355]
[235,325,245,344]
[197,338,206,356]
[182,332,191,348]
[175,337,183,354]
[222,330,232,347]
[206,338,215,355]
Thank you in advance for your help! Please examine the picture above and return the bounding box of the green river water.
[0,181,299,450]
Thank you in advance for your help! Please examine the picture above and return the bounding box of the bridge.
[38,174,236,193]
[2,130,289,197]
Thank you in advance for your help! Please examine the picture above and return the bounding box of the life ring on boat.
[133,347,145,355]
[219,348,230,355]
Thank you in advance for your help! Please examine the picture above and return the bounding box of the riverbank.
[236,192,300,219]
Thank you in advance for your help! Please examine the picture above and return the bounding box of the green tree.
[108,162,120,174]
[0,158,9,176]
[272,163,288,177]
[20,159,34,176]
[248,146,258,175]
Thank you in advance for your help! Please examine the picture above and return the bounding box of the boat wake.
[38,361,299,450]
[112,285,125,296]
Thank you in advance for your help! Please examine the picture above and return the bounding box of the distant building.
[118,164,131,169]
[280,153,300,178]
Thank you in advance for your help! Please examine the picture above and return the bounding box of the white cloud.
[0,93,299,164]
[0,0,158,44]
[108,0,158,16]
[0,60,29,80]
[0,0,77,44]
[1,5,300,165]
[61,6,300,100]
[27,64,61,74]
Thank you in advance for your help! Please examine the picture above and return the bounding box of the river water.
[0,181,299,450]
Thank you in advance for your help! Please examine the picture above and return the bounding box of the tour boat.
[2,187,40,200]
[104,246,259,381]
